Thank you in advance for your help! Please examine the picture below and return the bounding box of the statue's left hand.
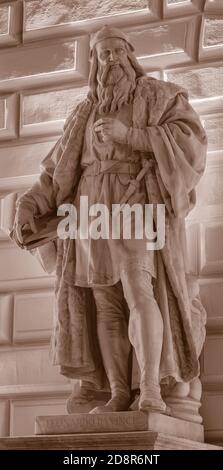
[93,118,128,144]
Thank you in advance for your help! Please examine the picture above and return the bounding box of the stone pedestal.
[0,432,221,450]
[1,411,221,451]
[35,411,204,443]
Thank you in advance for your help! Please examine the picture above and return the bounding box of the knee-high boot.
[122,270,166,413]
[90,284,132,413]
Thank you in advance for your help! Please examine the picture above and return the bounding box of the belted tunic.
[73,102,156,286]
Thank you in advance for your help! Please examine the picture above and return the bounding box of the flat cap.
[90,25,134,51]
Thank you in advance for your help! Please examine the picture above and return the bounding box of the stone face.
[22,87,88,125]
[203,18,223,47]
[35,411,204,442]
[166,67,223,99]
[204,115,223,150]
[0,99,5,129]
[13,291,54,343]
[24,0,149,30]
[0,5,9,35]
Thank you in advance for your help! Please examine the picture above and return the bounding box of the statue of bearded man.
[13,26,207,416]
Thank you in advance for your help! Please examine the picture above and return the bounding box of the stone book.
[10,211,65,250]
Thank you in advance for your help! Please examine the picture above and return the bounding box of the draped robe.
[15,76,207,390]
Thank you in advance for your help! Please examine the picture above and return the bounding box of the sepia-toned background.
[0,0,223,444]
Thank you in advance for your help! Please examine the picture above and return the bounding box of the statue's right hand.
[15,216,37,244]
[14,205,38,244]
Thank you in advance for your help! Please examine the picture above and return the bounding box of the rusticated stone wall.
[0,0,223,444]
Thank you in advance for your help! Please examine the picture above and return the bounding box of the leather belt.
[82,160,142,176]
[81,156,155,207]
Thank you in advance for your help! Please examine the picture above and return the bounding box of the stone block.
[0,94,17,140]
[167,0,189,2]
[196,164,223,206]
[0,347,66,387]
[199,222,223,274]
[164,0,203,18]
[165,66,223,100]
[0,2,21,47]
[23,0,157,42]
[0,295,12,345]
[200,279,223,318]
[0,4,9,35]
[205,0,223,13]
[0,194,15,240]
[202,392,223,431]
[24,0,149,29]
[0,99,5,129]
[35,411,204,442]
[185,223,199,274]
[129,18,197,69]
[13,291,54,343]
[0,140,57,178]
[204,115,223,150]
[0,37,89,92]
[200,17,223,61]
[0,401,9,437]
[203,18,223,47]
[0,243,48,282]
[11,398,66,436]
[203,337,223,376]
[20,86,88,137]
[0,431,221,450]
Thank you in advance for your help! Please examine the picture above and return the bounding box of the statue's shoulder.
[63,93,93,131]
[136,76,188,102]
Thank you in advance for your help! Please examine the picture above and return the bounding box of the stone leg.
[121,268,166,413]
[89,282,132,413]
[66,380,109,414]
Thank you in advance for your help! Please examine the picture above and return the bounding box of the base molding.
[0,431,221,450]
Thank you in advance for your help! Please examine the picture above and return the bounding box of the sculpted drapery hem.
[15,77,207,390]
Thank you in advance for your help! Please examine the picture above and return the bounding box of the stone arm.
[15,139,61,218]
[14,102,82,236]
[13,138,62,243]
[126,127,153,153]
[126,92,208,218]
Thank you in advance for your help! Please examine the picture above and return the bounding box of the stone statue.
[13,26,207,418]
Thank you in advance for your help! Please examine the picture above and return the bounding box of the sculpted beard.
[97,58,136,114]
